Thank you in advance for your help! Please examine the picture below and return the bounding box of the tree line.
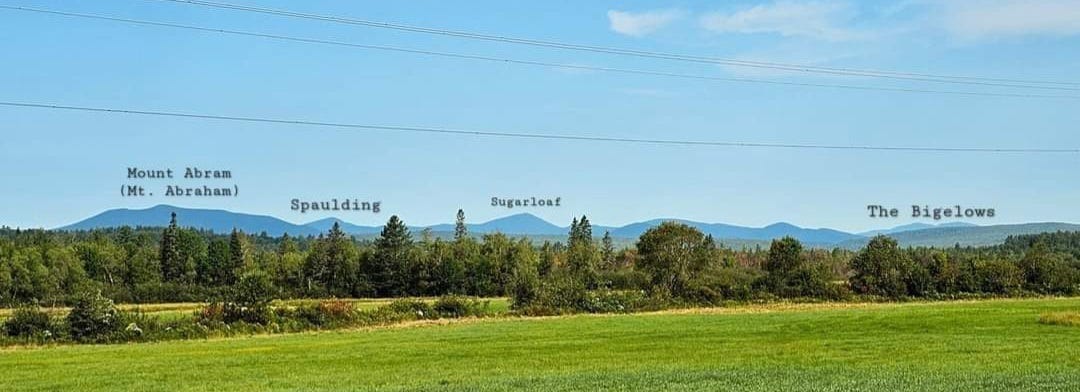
[1,210,1078,309]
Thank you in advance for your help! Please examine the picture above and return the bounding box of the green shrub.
[195,301,226,325]
[598,269,650,291]
[3,306,54,339]
[293,300,356,327]
[196,301,273,326]
[582,289,646,313]
[385,299,435,319]
[111,311,159,342]
[233,271,277,309]
[433,295,490,318]
[66,291,121,342]
[685,267,760,304]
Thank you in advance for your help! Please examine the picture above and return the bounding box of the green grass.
[2,298,1079,391]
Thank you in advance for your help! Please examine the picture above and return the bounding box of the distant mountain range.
[856,222,979,237]
[57,205,1080,248]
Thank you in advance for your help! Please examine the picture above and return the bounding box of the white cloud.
[699,1,865,41]
[937,0,1080,39]
[607,9,682,37]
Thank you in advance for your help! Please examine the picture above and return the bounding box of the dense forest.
[1,210,1079,311]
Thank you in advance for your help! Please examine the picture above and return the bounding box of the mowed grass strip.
[2,298,1078,392]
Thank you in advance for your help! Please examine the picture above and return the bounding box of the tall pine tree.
[319,222,359,296]
[369,215,413,297]
[568,217,580,247]
[227,228,246,285]
[159,212,182,281]
[454,209,468,241]
[567,215,599,287]
[579,216,593,245]
[601,231,615,268]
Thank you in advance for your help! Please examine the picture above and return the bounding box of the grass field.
[2,298,1078,391]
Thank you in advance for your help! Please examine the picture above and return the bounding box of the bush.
[4,306,54,339]
[111,311,157,342]
[196,301,273,326]
[433,295,490,318]
[233,271,277,309]
[598,269,650,291]
[195,301,227,325]
[582,289,647,313]
[385,299,435,319]
[360,299,435,325]
[317,299,356,320]
[685,267,760,304]
[67,291,121,342]
[293,300,356,327]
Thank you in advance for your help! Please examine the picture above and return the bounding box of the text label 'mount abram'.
[127,167,232,179]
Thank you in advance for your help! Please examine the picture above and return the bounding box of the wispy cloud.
[935,0,1080,40]
[607,9,683,37]
[698,1,867,41]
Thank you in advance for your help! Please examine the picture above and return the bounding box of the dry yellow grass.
[1039,311,1080,327]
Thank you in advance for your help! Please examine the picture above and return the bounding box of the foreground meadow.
[2,298,1079,391]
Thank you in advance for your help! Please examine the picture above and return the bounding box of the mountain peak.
[764,222,799,230]
[61,205,321,236]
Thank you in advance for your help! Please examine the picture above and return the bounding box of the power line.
[5,5,1080,100]
[1,100,1075,153]
[157,0,1080,90]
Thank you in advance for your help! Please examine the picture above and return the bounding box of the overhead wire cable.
[1,101,1076,153]
[3,5,1080,100]
[155,0,1080,90]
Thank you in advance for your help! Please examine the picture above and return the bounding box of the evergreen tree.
[174,228,203,283]
[159,212,182,281]
[204,238,230,285]
[368,215,413,297]
[579,215,593,245]
[454,209,468,241]
[568,217,580,247]
[322,222,359,296]
[227,229,246,285]
[538,241,556,277]
[601,231,616,268]
[569,215,593,248]
[303,234,328,294]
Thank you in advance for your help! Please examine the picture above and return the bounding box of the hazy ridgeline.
[1,212,1079,309]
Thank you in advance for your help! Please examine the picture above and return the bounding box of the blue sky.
[1,0,1078,233]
